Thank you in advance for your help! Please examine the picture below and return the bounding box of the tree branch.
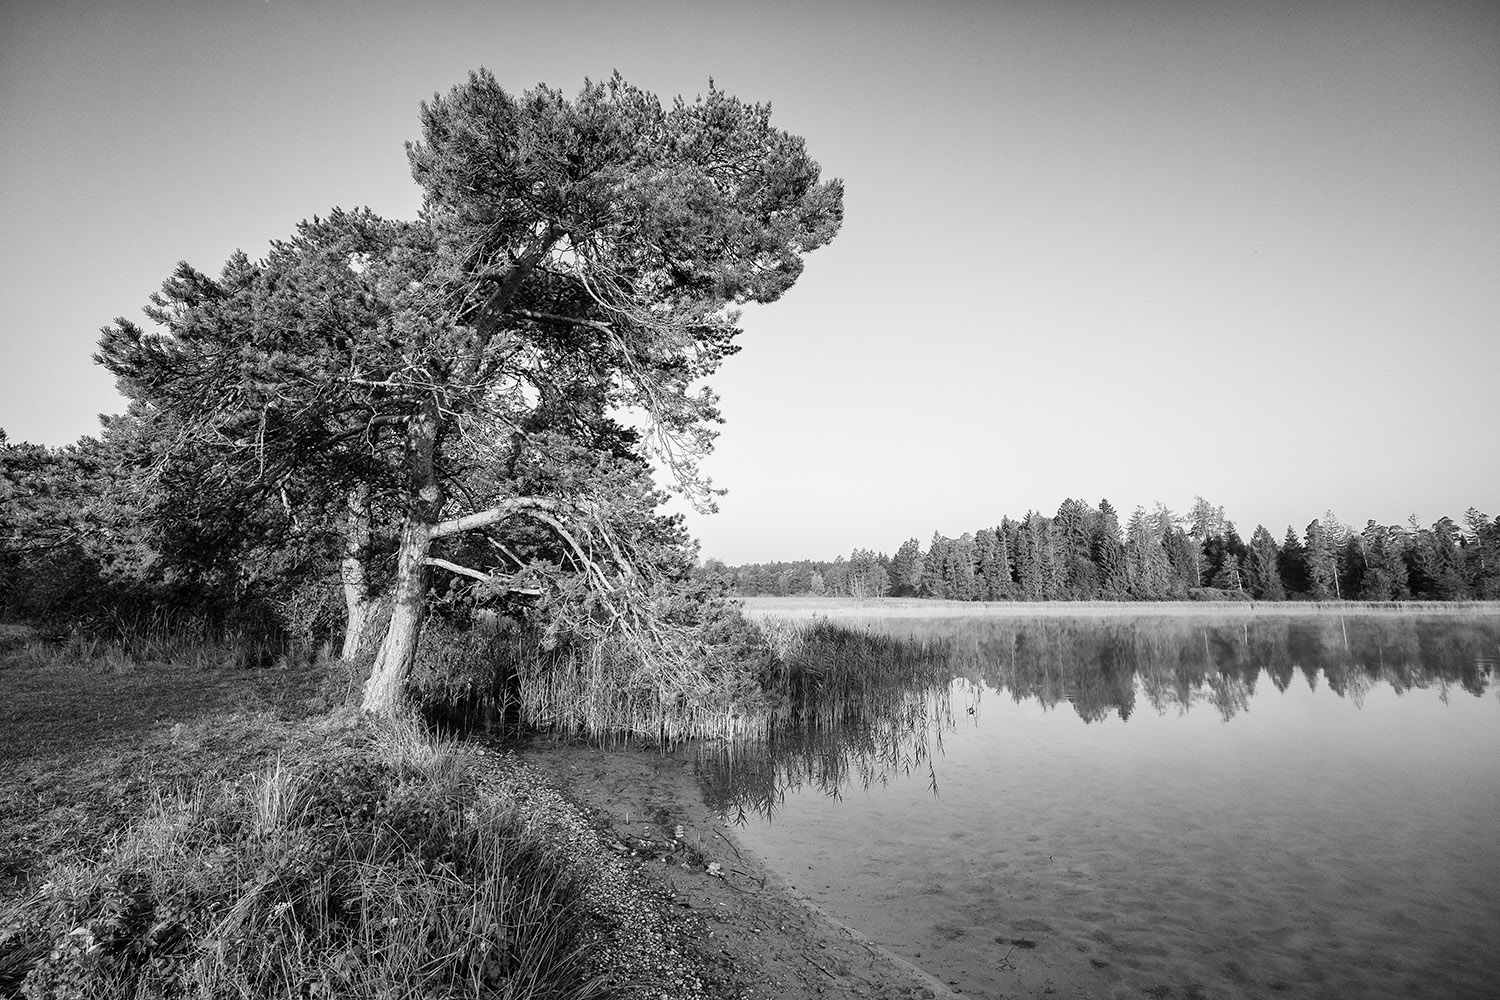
[424,557,542,596]
[430,496,567,539]
[512,308,614,333]
[423,556,493,582]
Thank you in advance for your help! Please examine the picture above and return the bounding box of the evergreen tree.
[1210,551,1245,591]
[847,547,891,600]
[889,538,924,597]
[1055,497,1101,599]
[1304,519,1338,600]
[823,556,848,597]
[1245,525,1285,600]
[920,532,950,598]
[974,527,1013,601]
[1463,508,1500,598]
[1407,516,1468,599]
[1125,506,1172,600]
[945,532,978,601]
[1013,513,1044,600]
[1278,526,1309,597]
[1187,496,1227,546]
[1092,500,1129,599]
[97,71,843,714]
[1162,527,1201,596]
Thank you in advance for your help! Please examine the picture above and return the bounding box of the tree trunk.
[340,486,376,660]
[361,518,432,714]
[362,397,443,715]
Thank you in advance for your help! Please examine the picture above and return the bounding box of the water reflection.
[696,614,1499,820]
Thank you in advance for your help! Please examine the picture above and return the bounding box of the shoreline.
[514,735,967,999]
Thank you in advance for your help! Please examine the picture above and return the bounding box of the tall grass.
[515,637,769,745]
[695,617,962,820]
[403,613,770,746]
[404,611,959,751]
[0,715,707,1000]
[4,606,299,675]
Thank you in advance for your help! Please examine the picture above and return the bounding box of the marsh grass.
[0,715,710,1000]
[696,617,963,820]
[516,639,768,746]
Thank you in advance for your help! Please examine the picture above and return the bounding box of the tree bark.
[340,486,376,660]
[362,397,443,715]
[361,517,432,713]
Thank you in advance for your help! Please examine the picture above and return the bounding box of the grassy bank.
[742,595,1500,619]
[0,628,720,1000]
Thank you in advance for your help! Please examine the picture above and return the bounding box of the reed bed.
[694,617,965,820]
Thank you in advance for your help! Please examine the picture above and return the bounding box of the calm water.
[699,614,1500,1000]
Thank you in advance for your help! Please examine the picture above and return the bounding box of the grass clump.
[0,715,705,1000]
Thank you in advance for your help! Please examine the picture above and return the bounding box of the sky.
[3,0,1497,564]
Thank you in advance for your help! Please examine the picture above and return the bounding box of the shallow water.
[705,615,1500,1000]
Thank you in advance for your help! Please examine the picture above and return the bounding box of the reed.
[514,633,769,746]
[694,616,963,819]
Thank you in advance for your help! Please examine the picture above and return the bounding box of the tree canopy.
[89,70,844,713]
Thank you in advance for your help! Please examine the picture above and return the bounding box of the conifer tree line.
[713,498,1500,602]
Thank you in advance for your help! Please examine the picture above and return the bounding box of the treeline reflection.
[961,615,1496,723]
[696,615,1498,820]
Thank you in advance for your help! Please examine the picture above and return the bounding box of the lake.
[698,611,1500,1000]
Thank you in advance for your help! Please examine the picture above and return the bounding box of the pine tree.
[1278,526,1309,597]
[1013,514,1043,600]
[1245,525,1285,600]
[1463,508,1500,598]
[889,538,924,597]
[974,527,1011,601]
[944,533,978,601]
[920,532,950,599]
[1162,527,1201,596]
[97,72,844,714]
[1055,497,1100,599]
[1304,519,1338,600]
[1210,552,1245,591]
[1125,506,1172,600]
[1093,500,1129,599]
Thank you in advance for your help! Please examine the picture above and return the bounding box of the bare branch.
[512,308,614,333]
[424,556,492,582]
[430,496,568,539]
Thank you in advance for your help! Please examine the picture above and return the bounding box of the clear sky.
[3,0,1497,564]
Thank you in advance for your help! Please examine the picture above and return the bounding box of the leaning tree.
[97,70,843,714]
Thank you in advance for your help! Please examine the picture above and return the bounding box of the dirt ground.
[513,735,968,1000]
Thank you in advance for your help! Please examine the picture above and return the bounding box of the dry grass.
[0,625,723,1000]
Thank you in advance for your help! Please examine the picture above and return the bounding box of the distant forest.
[711,499,1500,602]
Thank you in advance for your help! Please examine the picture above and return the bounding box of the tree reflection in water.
[696,614,1498,820]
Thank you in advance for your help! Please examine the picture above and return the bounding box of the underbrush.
[0,716,710,1000]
